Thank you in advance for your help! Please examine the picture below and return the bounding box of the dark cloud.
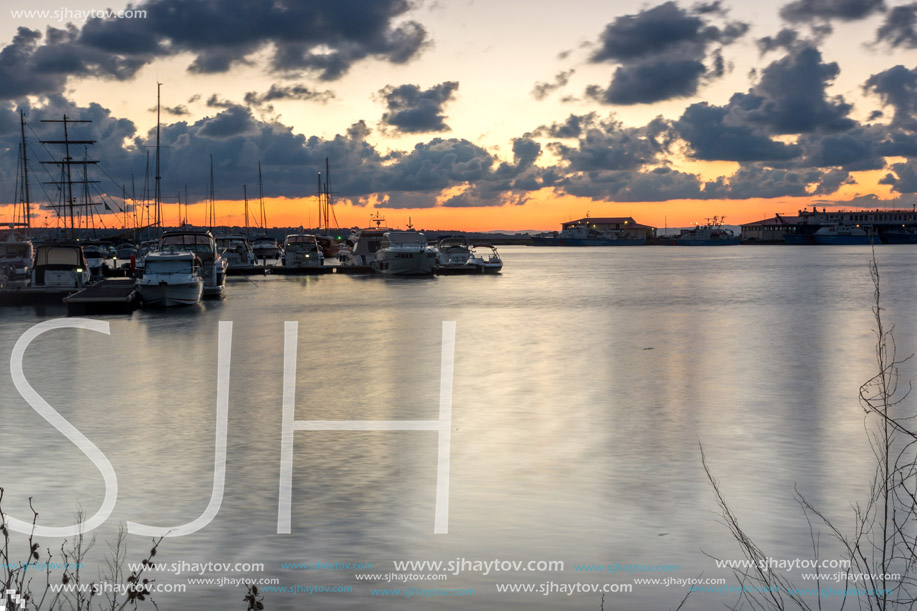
[549,117,665,172]
[675,102,801,162]
[880,160,917,193]
[534,113,598,139]
[378,81,459,133]
[780,0,885,23]
[0,0,429,100]
[864,64,917,129]
[243,83,335,107]
[532,69,575,100]
[875,3,917,48]
[585,1,748,105]
[206,94,235,109]
[151,104,190,117]
[757,28,799,54]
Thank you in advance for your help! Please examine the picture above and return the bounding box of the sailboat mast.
[323,157,331,231]
[316,172,322,230]
[258,161,266,228]
[19,110,30,230]
[243,184,249,235]
[209,154,216,229]
[154,82,162,228]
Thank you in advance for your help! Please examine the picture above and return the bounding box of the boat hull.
[138,282,203,307]
[672,238,739,246]
[373,252,436,275]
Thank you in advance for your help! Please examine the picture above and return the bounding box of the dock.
[0,286,75,306]
[226,264,372,276]
[64,279,139,315]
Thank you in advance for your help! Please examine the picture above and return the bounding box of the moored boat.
[282,234,324,267]
[31,242,92,289]
[468,243,503,274]
[371,231,437,276]
[813,224,872,245]
[138,251,204,307]
[159,230,227,297]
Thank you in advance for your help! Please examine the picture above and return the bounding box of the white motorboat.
[469,244,503,273]
[371,231,437,276]
[138,251,204,307]
[216,234,255,269]
[159,230,227,297]
[81,244,108,277]
[435,236,474,271]
[0,237,34,288]
[282,234,324,267]
[338,229,387,267]
[31,242,92,289]
[252,235,282,260]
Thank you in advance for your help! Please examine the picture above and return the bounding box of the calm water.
[1,245,914,610]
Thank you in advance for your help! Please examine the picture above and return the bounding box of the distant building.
[740,214,801,243]
[561,217,656,240]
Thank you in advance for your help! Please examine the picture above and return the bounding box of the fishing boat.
[468,244,503,274]
[31,242,92,289]
[215,234,255,269]
[138,251,204,307]
[282,234,324,267]
[158,230,227,297]
[371,231,437,276]
[813,224,872,245]
[435,236,474,271]
[0,236,33,288]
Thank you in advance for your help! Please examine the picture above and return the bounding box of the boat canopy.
[0,243,31,258]
[161,233,215,254]
[35,246,85,267]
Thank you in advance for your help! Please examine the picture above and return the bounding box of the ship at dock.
[742,207,917,244]
[531,216,651,246]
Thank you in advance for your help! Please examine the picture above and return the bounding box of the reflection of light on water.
[0,245,908,609]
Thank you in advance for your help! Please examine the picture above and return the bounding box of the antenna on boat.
[208,154,216,229]
[371,211,385,228]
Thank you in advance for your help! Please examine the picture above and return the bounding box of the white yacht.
[469,244,503,274]
[158,230,227,297]
[338,229,387,268]
[0,238,34,288]
[138,252,204,307]
[282,234,324,267]
[31,243,92,289]
[216,234,255,269]
[435,236,474,271]
[82,244,108,277]
[252,235,282,260]
[371,231,437,276]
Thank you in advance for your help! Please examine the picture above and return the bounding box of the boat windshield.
[35,247,82,267]
[161,235,214,254]
[147,259,193,274]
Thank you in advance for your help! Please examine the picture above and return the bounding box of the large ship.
[531,216,650,246]
[662,216,739,246]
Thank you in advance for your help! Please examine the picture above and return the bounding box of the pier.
[64,278,138,315]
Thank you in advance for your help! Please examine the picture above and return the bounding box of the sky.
[2,0,917,231]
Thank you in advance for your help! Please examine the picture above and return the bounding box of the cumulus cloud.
[780,0,885,23]
[875,3,917,48]
[585,1,748,104]
[378,81,459,133]
[532,70,575,100]
[243,83,335,107]
[0,0,430,100]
